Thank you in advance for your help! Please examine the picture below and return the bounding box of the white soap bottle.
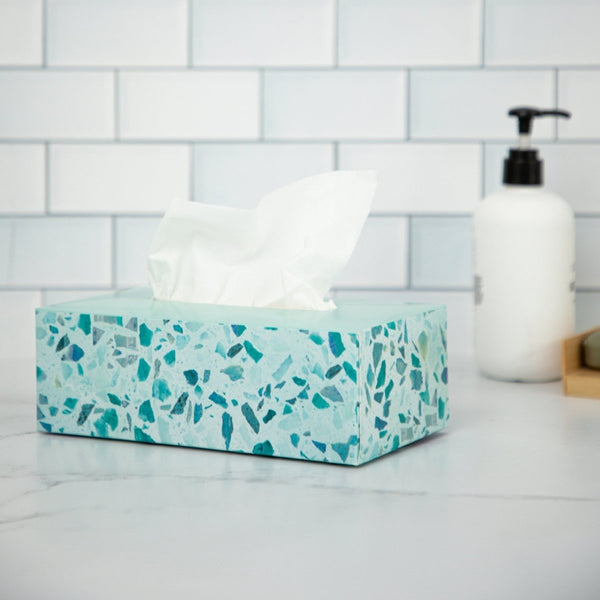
[474,107,575,382]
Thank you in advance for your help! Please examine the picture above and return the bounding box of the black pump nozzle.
[508,106,571,135]
[503,106,571,185]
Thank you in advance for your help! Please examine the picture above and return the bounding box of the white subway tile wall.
[576,219,600,288]
[43,289,114,306]
[193,143,333,208]
[0,217,111,286]
[336,216,408,288]
[485,144,600,214]
[119,71,260,140]
[338,0,481,66]
[264,70,407,139]
[410,217,474,288]
[115,217,163,287]
[49,144,189,213]
[558,71,600,139]
[0,291,42,360]
[0,145,45,214]
[410,69,555,139]
[0,71,114,139]
[0,0,42,65]
[47,0,188,66]
[1,0,600,359]
[338,143,481,213]
[192,0,335,66]
[484,0,600,66]
[576,292,600,332]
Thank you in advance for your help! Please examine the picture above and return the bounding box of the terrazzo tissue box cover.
[35,288,449,466]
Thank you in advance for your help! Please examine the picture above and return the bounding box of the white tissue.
[147,170,376,310]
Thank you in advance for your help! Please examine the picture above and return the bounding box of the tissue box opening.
[35,288,449,466]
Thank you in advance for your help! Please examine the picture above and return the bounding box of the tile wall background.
[1,0,600,360]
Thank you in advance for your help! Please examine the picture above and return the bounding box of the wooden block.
[562,326,600,399]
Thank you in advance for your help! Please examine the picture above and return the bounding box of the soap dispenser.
[474,107,574,382]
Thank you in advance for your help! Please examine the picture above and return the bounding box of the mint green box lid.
[49,287,444,332]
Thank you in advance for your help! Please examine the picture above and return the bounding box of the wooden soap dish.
[562,326,600,399]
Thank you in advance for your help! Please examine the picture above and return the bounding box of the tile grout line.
[554,68,559,140]
[44,142,50,214]
[405,69,411,140]
[0,286,120,292]
[480,0,486,67]
[37,213,600,220]
[4,65,600,72]
[1,138,596,145]
[333,0,340,67]
[7,285,600,294]
[406,215,412,289]
[333,142,339,170]
[480,141,486,199]
[333,285,477,293]
[41,0,48,67]
[259,69,265,140]
[0,213,167,219]
[189,143,194,202]
[114,70,120,139]
[2,284,491,293]
[187,0,194,68]
[0,211,499,220]
[110,216,117,289]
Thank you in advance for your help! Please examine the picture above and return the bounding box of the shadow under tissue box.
[35,288,449,466]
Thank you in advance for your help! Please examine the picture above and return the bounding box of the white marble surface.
[1,355,599,600]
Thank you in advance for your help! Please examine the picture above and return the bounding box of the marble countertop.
[1,356,599,600]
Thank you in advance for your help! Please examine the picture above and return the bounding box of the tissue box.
[35,289,449,466]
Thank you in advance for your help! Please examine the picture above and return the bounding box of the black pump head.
[503,106,571,185]
[508,106,571,135]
